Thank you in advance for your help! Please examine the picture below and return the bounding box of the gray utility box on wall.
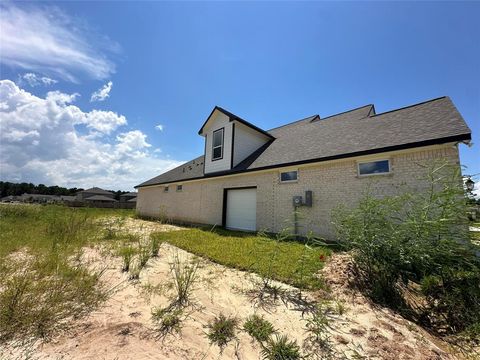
[293,191,313,207]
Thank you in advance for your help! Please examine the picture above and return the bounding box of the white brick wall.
[137,144,461,239]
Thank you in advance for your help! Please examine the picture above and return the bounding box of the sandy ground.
[3,218,459,360]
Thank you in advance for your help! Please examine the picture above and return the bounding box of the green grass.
[0,204,132,343]
[0,204,133,259]
[152,228,330,289]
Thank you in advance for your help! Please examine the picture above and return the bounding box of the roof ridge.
[268,114,319,132]
[372,96,447,118]
[315,104,374,122]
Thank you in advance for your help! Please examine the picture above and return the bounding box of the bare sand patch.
[3,218,458,359]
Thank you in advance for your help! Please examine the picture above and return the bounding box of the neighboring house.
[120,192,137,203]
[1,195,19,202]
[135,97,471,238]
[77,187,116,202]
[20,193,61,203]
[83,195,118,204]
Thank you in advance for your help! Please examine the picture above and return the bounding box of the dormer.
[198,107,274,174]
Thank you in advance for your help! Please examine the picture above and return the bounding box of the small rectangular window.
[212,128,224,161]
[164,186,169,192]
[176,185,183,192]
[280,170,298,182]
[358,159,390,176]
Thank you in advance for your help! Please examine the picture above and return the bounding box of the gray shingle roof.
[84,195,117,202]
[81,187,113,195]
[137,97,471,188]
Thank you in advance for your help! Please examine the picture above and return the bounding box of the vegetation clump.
[206,313,238,351]
[261,334,301,360]
[333,162,480,336]
[243,314,276,342]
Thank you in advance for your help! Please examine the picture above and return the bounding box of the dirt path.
[4,218,457,359]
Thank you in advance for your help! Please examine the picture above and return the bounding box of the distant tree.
[0,182,85,197]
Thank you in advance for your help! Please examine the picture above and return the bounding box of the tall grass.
[0,204,131,344]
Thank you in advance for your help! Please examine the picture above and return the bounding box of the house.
[135,97,471,238]
[77,187,116,202]
[20,193,61,203]
[1,195,19,203]
[120,192,137,203]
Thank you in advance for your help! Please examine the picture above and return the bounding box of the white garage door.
[226,188,257,231]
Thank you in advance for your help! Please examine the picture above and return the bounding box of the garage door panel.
[226,188,256,231]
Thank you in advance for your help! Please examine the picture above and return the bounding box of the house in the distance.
[77,187,117,206]
[135,97,471,238]
[120,192,137,203]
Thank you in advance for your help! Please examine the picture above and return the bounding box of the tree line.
[0,182,132,200]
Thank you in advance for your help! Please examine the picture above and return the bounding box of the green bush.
[243,314,275,342]
[261,334,301,360]
[333,162,480,334]
[206,313,238,351]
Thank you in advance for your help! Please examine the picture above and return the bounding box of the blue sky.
[0,1,478,192]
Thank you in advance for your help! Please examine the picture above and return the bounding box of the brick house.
[135,97,471,239]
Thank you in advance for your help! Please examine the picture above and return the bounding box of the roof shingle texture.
[137,97,470,188]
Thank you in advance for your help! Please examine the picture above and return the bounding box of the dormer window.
[212,128,224,161]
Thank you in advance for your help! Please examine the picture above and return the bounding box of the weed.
[303,302,334,358]
[150,236,161,257]
[243,314,275,342]
[0,257,106,343]
[138,245,151,269]
[128,265,141,281]
[261,334,301,360]
[206,313,238,351]
[169,252,198,307]
[118,245,136,272]
[151,306,183,337]
[103,216,126,240]
[335,300,347,316]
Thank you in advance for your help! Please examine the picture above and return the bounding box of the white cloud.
[0,3,116,82]
[81,110,127,134]
[155,124,164,131]
[91,81,113,102]
[0,80,181,190]
[20,73,58,87]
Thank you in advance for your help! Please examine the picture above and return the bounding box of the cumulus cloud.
[155,124,164,131]
[0,80,181,190]
[91,81,113,102]
[0,3,116,82]
[20,73,58,87]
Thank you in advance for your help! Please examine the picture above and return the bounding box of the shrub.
[243,314,275,342]
[332,162,480,334]
[261,334,301,360]
[206,313,238,350]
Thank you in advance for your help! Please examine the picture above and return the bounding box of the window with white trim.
[212,128,224,161]
[164,186,169,192]
[358,159,391,176]
[176,185,183,192]
[280,170,298,182]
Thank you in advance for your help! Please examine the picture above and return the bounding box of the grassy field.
[152,228,330,289]
[0,204,330,345]
[0,204,133,259]
[0,204,134,343]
